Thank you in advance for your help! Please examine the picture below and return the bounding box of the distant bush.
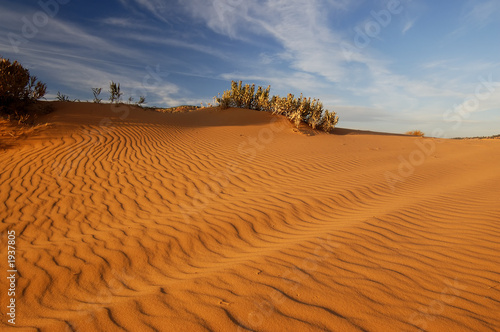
[0,57,47,117]
[109,81,123,103]
[406,130,425,137]
[56,91,70,101]
[174,105,197,112]
[215,81,338,132]
[137,95,146,106]
[146,105,199,113]
[92,87,102,103]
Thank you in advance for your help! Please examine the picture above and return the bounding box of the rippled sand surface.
[1,102,499,331]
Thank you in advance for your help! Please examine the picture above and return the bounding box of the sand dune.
[1,102,499,331]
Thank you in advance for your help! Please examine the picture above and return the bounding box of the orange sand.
[1,102,499,331]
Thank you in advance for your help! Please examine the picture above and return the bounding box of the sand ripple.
[1,103,499,331]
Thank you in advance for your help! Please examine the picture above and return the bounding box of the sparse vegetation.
[109,81,123,104]
[56,91,70,102]
[0,118,49,149]
[173,105,197,112]
[137,96,146,106]
[215,81,338,132]
[406,130,425,137]
[92,85,144,106]
[92,88,102,103]
[148,105,199,113]
[126,95,146,106]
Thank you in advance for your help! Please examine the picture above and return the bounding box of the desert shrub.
[253,85,272,111]
[321,110,339,131]
[137,96,146,106]
[92,88,102,103]
[109,81,122,103]
[150,105,198,113]
[216,81,272,111]
[0,57,47,116]
[93,85,144,106]
[308,99,323,129]
[217,90,231,109]
[215,81,339,132]
[56,91,70,101]
[406,130,425,137]
[174,105,197,112]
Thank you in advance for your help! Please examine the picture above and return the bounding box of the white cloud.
[121,33,230,60]
[402,19,415,34]
[183,0,356,82]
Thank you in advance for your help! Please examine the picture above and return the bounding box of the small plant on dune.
[215,81,339,132]
[406,130,425,137]
[137,95,146,106]
[56,91,70,101]
[109,81,123,104]
[92,87,102,103]
[96,83,144,106]
[127,95,146,106]
[0,57,47,117]
[174,105,197,112]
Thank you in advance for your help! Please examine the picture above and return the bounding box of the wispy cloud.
[184,1,356,82]
[402,19,415,34]
[183,1,459,102]
[118,0,173,23]
[0,2,193,106]
[450,0,500,37]
[100,17,160,31]
[463,0,500,28]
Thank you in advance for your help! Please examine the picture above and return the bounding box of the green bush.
[215,81,339,132]
[0,57,47,116]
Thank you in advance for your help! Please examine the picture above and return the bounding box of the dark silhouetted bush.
[0,57,47,117]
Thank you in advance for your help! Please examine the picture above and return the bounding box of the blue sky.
[1,0,499,137]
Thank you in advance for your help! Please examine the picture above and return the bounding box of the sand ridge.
[1,102,499,331]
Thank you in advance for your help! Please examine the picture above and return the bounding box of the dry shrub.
[174,105,197,112]
[215,81,339,132]
[151,105,198,113]
[216,81,272,111]
[0,57,47,118]
[406,130,425,137]
[0,117,49,149]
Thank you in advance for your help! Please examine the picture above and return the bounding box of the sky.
[1,0,499,137]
